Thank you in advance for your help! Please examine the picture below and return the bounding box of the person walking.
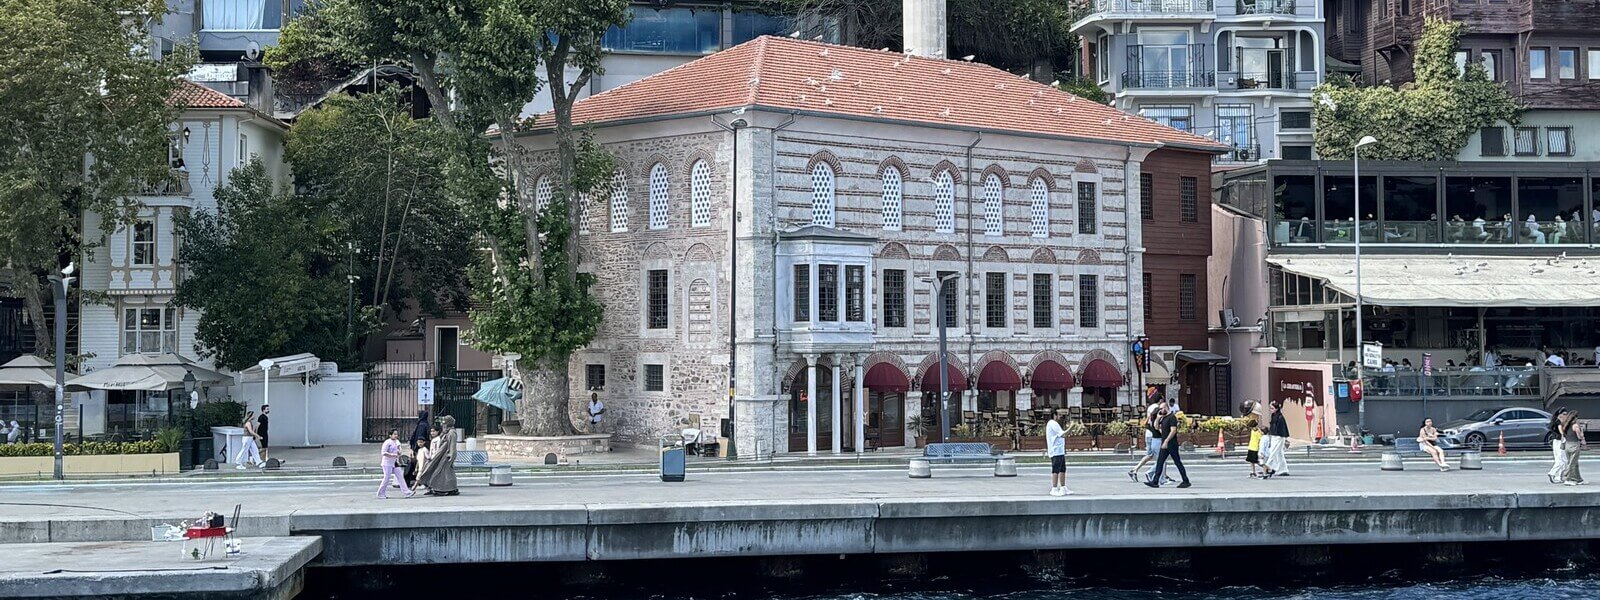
[408,410,430,452]
[1144,404,1191,489]
[1261,401,1291,477]
[1126,403,1174,484]
[1246,421,1265,478]
[234,411,264,469]
[405,435,429,489]
[6,420,19,444]
[1547,408,1569,484]
[1045,413,1072,496]
[1560,410,1586,486]
[256,405,270,464]
[417,415,459,496]
[1418,418,1451,471]
[377,429,415,499]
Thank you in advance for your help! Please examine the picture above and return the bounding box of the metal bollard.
[1380,452,1405,471]
[993,455,1018,477]
[908,458,932,478]
[1459,450,1483,470]
[489,464,513,486]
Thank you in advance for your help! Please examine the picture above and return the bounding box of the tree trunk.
[515,362,576,437]
[16,272,52,359]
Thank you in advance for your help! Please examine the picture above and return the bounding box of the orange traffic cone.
[1498,431,1507,456]
[1215,431,1227,456]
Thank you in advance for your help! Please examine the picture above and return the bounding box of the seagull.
[962,55,976,61]
[881,47,890,52]
[819,49,829,57]
[804,77,818,86]
[798,94,807,102]
[1021,73,1032,80]
[731,107,746,116]
[818,85,827,93]
[824,98,833,106]
[940,107,952,118]
[942,68,952,75]
[1055,107,1063,114]
[789,31,801,38]
[813,35,824,41]
[747,77,760,87]
[829,68,843,81]
[1051,79,1061,87]
[872,106,884,114]
[994,83,1006,89]
[1028,99,1036,105]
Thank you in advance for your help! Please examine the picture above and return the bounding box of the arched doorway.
[1081,358,1125,408]
[787,364,834,452]
[863,362,909,448]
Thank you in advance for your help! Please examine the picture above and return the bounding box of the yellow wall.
[0,453,180,476]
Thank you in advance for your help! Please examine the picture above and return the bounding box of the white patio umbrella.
[70,354,230,392]
[0,355,67,389]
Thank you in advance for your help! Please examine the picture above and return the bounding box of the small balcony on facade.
[1222,0,1317,22]
[1071,0,1215,33]
[1233,0,1296,15]
[1121,44,1215,91]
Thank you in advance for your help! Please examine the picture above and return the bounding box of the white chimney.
[902,0,947,58]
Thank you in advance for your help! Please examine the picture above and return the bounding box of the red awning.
[863,363,910,392]
[976,362,1021,391]
[919,362,967,393]
[1081,359,1125,388]
[1030,360,1076,392]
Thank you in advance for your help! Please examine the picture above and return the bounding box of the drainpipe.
[1123,146,1138,408]
[963,132,982,381]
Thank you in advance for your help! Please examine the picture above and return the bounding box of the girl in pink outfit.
[377,430,414,499]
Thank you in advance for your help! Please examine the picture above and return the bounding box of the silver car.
[1438,407,1554,450]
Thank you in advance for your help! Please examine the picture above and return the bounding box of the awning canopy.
[1030,360,1076,393]
[1081,359,1125,388]
[238,353,322,381]
[919,362,967,393]
[1268,254,1600,308]
[976,362,1021,392]
[1549,370,1600,401]
[472,377,520,412]
[0,355,69,389]
[71,354,230,392]
[863,363,910,392]
[1177,350,1230,365]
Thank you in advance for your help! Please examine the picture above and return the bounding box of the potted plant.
[1017,420,1048,451]
[1062,420,1094,450]
[907,415,932,447]
[1104,419,1132,449]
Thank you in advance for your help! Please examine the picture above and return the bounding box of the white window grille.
[578,191,592,234]
[534,176,553,213]
[881,168,903,231]
[648,163,670,230]
[609,170,629,232]
[811,163,835,227]
[982,174,1003,236]
[690,160,712,227]
[934,171,955,233]
[1030,178,1049,238]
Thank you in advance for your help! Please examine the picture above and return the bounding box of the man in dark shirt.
[256,405,270,462]
[1144,404,1191,488]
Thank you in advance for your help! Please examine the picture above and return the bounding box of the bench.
[908,442,1016,478]
[1383,439,1479,471]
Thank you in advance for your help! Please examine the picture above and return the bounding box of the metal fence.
[361,361,502,442]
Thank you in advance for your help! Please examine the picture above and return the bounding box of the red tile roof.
[525,37,1226,151]
[169,80,245,109]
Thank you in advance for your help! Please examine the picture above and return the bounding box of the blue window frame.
[603,7,721,55]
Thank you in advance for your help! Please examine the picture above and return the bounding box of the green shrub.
[0,441,172,457]
[155,427,184,452]
[188,400,246,437]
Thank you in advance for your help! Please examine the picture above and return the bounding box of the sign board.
[417,379,435,405]
[1361,343,1383,370]
[1422,353,1433,377]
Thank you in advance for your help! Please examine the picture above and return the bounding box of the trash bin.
[659,436,686,482]
[489,464,513,486]
[211,427,246,465]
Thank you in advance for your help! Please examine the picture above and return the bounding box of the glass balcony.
[1122,69,1216,89]
[1091,0,1216,14]
[1360,367,1542,399]
[1235,0,1297,15]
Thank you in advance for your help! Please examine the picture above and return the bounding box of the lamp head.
[1355,136,1378,149]
[258,358,275,371]
[61,262,75,277]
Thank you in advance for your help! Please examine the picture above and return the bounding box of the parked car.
[1438,407,1553,450]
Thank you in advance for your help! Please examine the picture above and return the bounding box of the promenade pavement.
[0,456,1587,524]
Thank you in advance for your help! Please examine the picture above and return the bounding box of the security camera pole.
[50,262,76,480]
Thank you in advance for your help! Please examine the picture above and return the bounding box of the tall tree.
[1313,18,1519,160]
[0,0,192,358]
[269,0,629,435]
[784,0,1081,76]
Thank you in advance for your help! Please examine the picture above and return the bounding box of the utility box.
[659,436,685,482]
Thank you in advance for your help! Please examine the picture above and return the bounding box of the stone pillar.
[854,354,866,453]
[805,353,818,456]
[831,356,843,454]
[902,0,948,58]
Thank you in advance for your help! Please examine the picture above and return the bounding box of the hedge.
[0,441,170,457]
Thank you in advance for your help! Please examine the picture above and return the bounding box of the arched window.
[881,167,903,231]
[578,191,592,234]
[1030,178,1050,238]
[534,175,553,213]
[648,163,669,230]
[690,160,712,227]
[609,169,628,232]
[934,171,955,234]
[811,162,835,227]
[982,173,1003,236]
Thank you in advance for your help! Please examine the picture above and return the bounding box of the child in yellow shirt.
[1246,424,1265,478]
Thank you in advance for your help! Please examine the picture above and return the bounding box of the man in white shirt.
[1045,414,1071,496]
[1547,352,1566,367]
[587,394,605,432]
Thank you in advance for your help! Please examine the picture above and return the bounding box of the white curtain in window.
[204,0,265,30]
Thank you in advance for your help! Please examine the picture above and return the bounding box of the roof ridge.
[743,36,770,107]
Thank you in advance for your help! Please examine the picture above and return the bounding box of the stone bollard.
[1380,452,1404,471]
[993,455,1017,477]
[1459,450,1483,470]
[332,456,347,467]
[489,464,513,486]
[908,458,932,478]
[203,459,218,470]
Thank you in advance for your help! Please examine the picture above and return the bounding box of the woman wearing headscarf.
[416,415,459,496]
[409,410,431,452]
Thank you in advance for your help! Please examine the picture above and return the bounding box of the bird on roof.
[813,34,824,41]
[748,77,760,87]
[1021,73,1031,80]
[819,48,829,56]
[829,68,843,80]
[804,77,818,86]
[880,47,890,52]
[872,106,884,114]
[941,108,952,118]
[1051,79,1060,87]
[962,55,976,61]
[994,83,1005,89]
[942,68,951,75]
[789,31,801,38]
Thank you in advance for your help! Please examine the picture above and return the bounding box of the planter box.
[1064,436,1096,450]
[0,453,181,476]
[1017,436,1047,451]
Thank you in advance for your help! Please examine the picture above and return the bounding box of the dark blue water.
[823,576,1600,600]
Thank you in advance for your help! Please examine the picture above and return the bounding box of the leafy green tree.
[270,0,629,436]
[1312,18,1519,160]
[783,0,1082,76]
[175,161,355,371]
[0,0,192,358]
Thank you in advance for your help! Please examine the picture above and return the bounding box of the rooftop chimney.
[903,0,947,58]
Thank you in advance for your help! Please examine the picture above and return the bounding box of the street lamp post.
[182,370,198,469]
[48,263,75,481]
[1353,135,1377,432]
[928,273,960,442]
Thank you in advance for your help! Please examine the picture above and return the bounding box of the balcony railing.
[139,169,192,196]
[1121,69,1216,89]
[1091,0,1215,14]
[1357,367,1543,399]
[1222,70,1293,90]
[1234,0,1296,15]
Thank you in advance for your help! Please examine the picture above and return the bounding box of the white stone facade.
[516,112,1158,456]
